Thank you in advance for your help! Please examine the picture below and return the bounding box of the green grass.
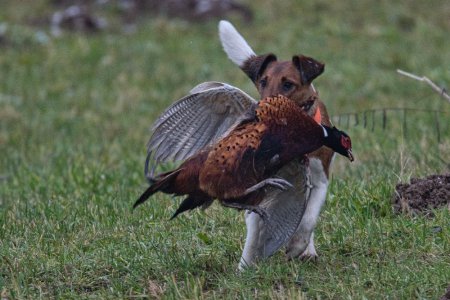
[1,0,449,298]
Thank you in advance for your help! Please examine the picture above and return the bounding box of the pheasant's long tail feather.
[170,195,212,220]
[133,169,183,209]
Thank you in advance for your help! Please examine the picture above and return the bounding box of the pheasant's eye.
[282,81,294,92]
[260,78,267,88]
[341,136,351,149]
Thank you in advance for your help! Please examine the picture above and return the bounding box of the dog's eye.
[260,78,267,88]
[282,81,294,92]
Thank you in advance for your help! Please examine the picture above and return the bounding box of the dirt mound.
[440,284,450,300]
[393,173,450,215]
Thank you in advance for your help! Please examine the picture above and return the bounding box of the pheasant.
[134,95,353,222]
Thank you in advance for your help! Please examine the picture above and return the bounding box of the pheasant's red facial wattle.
[341,136,351,149]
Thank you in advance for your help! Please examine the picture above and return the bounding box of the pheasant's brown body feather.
[199,95,324,201]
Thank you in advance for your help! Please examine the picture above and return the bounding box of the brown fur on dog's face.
[241,54,325,107]
[257,60,314,104]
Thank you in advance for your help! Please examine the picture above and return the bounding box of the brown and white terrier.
[219,21,336,267]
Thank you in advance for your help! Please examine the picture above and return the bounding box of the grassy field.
[1,0,449,298]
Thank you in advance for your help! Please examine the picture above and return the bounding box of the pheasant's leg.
[243,178,293,195]
[222,202,269,221]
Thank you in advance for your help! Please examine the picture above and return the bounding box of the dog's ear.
[292,55,325,85]
[241,53,277,83]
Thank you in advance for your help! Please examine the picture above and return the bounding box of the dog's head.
[241,54,324,103]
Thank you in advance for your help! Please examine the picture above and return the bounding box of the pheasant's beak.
[347,149,354,162]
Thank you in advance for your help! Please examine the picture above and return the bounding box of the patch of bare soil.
[440,284,450,300]
[393,173,450,215]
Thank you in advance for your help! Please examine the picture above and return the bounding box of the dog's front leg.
[285,158,329,259]
[238,210,265,270]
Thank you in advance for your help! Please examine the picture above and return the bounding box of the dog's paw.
[299,251,318,262]
[299,242,318,261]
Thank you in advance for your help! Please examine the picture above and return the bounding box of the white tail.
[218,20,256,67]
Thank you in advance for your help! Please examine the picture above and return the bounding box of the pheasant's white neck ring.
[321,125,328,137]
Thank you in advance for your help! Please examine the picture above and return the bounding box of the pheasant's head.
[323,126,354,162]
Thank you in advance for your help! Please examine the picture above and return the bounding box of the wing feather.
[239,159,311,267]
[145,82,257,178]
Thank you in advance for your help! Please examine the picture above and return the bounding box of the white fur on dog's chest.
[305,157,329,220]
[309,157,329,185]
[284,155,334,259]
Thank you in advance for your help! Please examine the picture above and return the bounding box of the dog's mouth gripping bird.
[134,95,353,228]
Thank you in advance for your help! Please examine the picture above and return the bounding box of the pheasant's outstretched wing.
[239,158,311,269]
[146,82,257,178]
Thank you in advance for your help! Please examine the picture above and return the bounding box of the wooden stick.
[397,69,450,104]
